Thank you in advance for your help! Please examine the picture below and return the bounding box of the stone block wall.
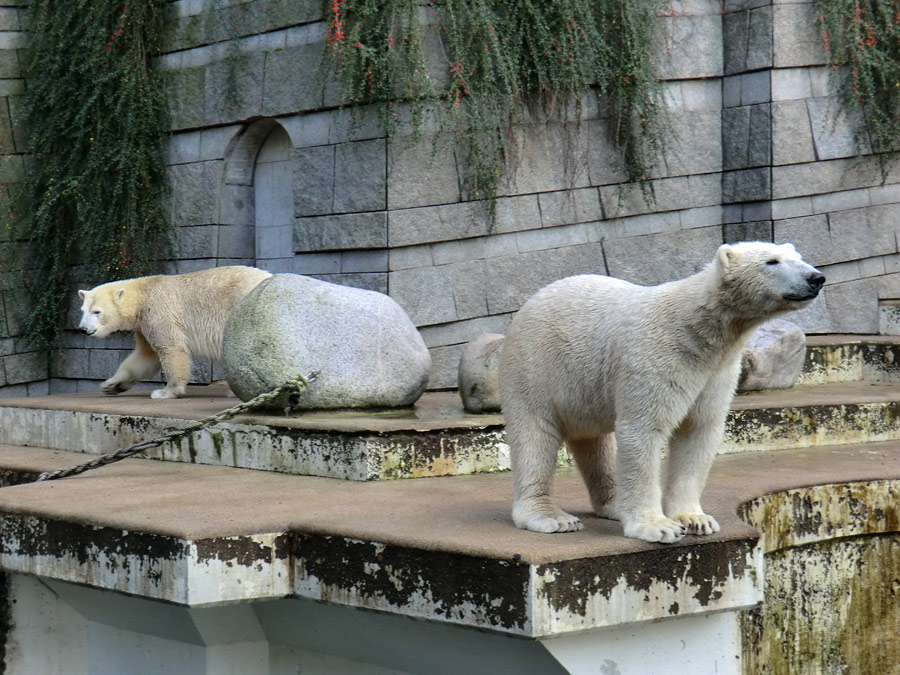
[724,0,900,337]
[157,0,732,390]
[0,2,47,397]
[0,0,898,395]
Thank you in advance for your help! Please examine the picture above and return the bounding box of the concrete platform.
[801,334,900,384]
[0,386,508,480]
[0,377,899,479]
[0,440,899,638]
[725,380,900,451]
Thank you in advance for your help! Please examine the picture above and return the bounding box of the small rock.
[458,333,504,413]
[738,319,807,392]
[223,274,431,410]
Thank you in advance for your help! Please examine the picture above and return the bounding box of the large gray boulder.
[737,319,807,393]
[223,274,431,410]
[458,333,504,413]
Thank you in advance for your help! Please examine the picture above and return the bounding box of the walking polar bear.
[499,242,825,544]
[78,266,271,399]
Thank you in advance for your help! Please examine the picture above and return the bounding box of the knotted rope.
[35,372,317,483]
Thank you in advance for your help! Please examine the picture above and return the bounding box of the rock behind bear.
[458,333,504,413]
[222,274,431,410]
[737,318,807,392]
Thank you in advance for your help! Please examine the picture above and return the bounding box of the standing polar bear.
[78,266,271,399]
[500,242,825,544]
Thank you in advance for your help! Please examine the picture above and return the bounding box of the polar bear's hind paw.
[100,379,129,395]
[623,517,687,544]
[672,513,720,536]
[513,501,583,533]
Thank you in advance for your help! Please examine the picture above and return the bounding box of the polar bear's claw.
[623,517,687,544]
[671,513,720,536]
[529,514,584,533]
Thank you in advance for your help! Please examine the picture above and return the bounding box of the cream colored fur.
[499,242,825,544]
[78,266,271,399]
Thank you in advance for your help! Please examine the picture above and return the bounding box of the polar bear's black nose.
[808,273,826,290]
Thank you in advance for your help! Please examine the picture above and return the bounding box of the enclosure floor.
[0,381,897,563]
[0,438,898,565]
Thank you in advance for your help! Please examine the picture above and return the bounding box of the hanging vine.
[817,0,900,155]
[21,0,170,345]
[325,0,669,201]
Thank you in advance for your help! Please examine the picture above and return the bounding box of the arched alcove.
[253,125,294,267]
[219,114,388,287]
[222,117,281,187]
[219,117,294,269]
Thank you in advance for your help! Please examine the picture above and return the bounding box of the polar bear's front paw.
[671,512,720,536]
[513,500,584,533]
[150,387,179,400]
[623,516,687,544]
[101,379,129,395]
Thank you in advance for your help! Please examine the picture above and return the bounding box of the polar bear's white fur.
[499,242,825,544]
[78,266,271,399]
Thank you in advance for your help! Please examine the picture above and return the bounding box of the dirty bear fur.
[499,242,825,544]
[78,266,271,399]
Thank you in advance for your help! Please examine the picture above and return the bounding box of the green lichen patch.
[724,401,900,453]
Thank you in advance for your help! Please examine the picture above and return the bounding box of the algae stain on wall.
[741,535,900,675]
[739,482,900,674]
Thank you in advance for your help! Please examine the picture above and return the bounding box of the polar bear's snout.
[806,271,826,294]
[783,268,826,303]
[769,246,826,304]
[78,310,98,336]
[78,304,102,337]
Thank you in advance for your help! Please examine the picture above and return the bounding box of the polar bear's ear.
[114,288,126,303]
[78,290,87,300]
[717,244,741,270]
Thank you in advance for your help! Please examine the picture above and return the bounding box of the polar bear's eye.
[92,310,101,316]
[765,259,780,266]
